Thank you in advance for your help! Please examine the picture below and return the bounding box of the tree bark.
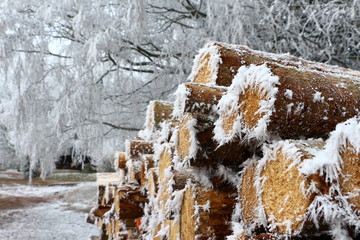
[114,185,147,220]
[174,82,226,118]
[126,140,154,159]
[180,183,237,240]
[215,60,360,142]
[145,100,174,132]
[190,42,360,87]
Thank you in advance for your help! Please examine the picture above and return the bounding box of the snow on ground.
[0,170,99,240]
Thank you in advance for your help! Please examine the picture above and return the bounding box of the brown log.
[215,60,360,142]
[320,118,360,219]
[115,152,127,170]
[92,205,112,218]
[126,140,154,159]
[239,158,264,234]
[190,42,360,87]
[177,113,254,167]
[257,140,329,235]
[114,184,147,220]
[146,167,159,198]
[180,183,237,240]
[140,155,155,188]
[126,158,142,183]
[97,173,121,205]
[145,100,174,132]
[173,82,226,118]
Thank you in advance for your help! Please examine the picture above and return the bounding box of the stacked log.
[89,42,360,240]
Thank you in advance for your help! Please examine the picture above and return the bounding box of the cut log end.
[193,53,216,85]
[239,87,267,131]
[146,101,174,132]
[177,114,194,161]
[240,160,260,231]
[340,143,360,214]
[260,141,325,235]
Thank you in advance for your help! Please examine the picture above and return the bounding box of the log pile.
[88,42,360,240]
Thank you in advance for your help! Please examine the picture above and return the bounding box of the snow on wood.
[189,42,360,87]
[126,139,154,159]
[176,112,253,167]
[173,82,226,119]
[89,42,360,240]
[144,100,174,137]
[257,140,328,236]
[180,181,237,240]
[214,60,360,143]
[114,152,127,170]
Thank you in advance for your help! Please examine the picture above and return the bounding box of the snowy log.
[126,139,154,159]
[146,167,159,198]
[257,140,328,236]
[139,154,154,188]
[115,152,127,170]
[214,63,360,143]
[189,42,360,87]
[180,183,237,240]
[238,158,265,234]
[176,113,253,167]
[145,100,174,132]
[114,184,147,220]
[126,158,142,183]
[304,117,360,227]
[173,82,226,119]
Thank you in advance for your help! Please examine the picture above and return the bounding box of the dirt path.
[0,170,98,240]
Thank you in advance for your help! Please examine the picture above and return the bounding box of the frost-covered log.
[126,158,142,183]
[302,117,360,230]
[180,182,237,240]
[189,42,360,87]
[146,167,159,198]
[114,184,147,220]
[177,113,253,167]
[173,82,226,119]
[126,139,154,159]
[238,158,265,235]
[144,100,174,133]
[140,155,155,188]
[214,62,360,143]
[97,172,122,206]
[257,140,328,236]
[115,152,127,170]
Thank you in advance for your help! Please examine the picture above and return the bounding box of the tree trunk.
[257,140,329,236]
[176,113,254,167]
[114,184,147,220]
[174,82,226,119]
[145,100,174,133]
[115,152,127,170]
[126,140,154,159]
[180,183,237,240]
[215,61,360,143]
[190,42,360,87]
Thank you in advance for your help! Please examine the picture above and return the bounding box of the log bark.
[257,140,329,236]
[177,113,254,167]
[215,61,360,143]
[92,205,112,218]
[190,42,360,87]
[126,140,154,159]
[174,82,226,119]
[180,183,237,240]
[145,100,174,132]
[114,184,147,220]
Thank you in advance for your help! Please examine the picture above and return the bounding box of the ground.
[0,170,99,240]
